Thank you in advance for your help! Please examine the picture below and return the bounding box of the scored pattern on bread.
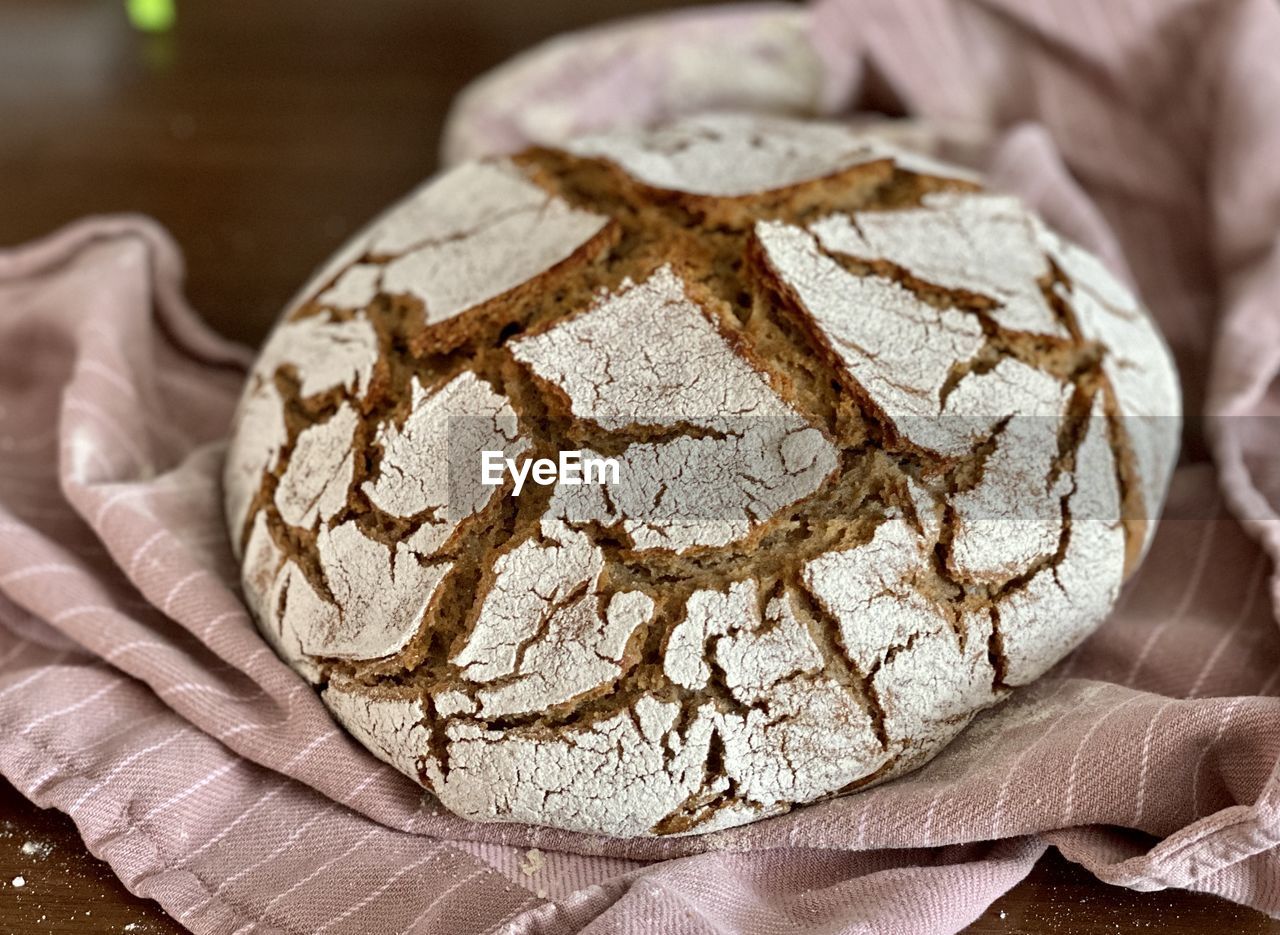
[273,402,359,529]
[564,113,982,198]
[1036,226,1180,560]
[753,218,991,456]
[362,372,526,552]
[225,115,1180,838]
[512,265,838,551]
[808,193,1070,337]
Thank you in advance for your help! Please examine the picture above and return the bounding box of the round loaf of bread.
[225,114,1180,837]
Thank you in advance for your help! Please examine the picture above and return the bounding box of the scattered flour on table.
[21,839,53,858]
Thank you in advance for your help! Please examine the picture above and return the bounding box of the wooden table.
[0,1,1275,932]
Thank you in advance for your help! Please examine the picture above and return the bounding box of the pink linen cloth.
[2,0,1280,932]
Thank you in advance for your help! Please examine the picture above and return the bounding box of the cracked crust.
[563,113,979,199]
[225,114,1180,838]
[362,372,526,548]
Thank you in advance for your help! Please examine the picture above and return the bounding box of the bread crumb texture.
[225,114,1180,837]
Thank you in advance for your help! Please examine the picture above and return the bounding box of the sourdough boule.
[224,114,1180,837]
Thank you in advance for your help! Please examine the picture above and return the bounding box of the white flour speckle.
[21,840,52,858]
[520,848,545,876]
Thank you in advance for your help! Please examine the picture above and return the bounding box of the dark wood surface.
[0,1,1275,933]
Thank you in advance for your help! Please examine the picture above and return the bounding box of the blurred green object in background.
[127,0,175,33]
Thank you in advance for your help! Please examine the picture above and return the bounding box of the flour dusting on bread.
[226,115,1180,838]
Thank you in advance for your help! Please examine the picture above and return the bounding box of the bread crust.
[225,114,1180,837]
